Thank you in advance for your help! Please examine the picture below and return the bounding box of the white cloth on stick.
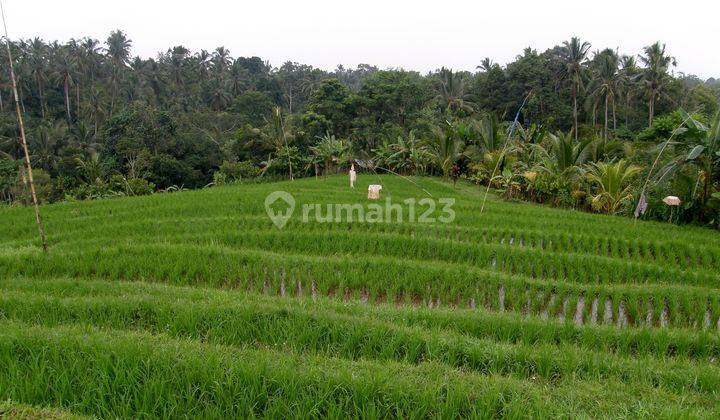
[349,164,357,188]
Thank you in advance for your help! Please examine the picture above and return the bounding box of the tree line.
[0,32,718,226]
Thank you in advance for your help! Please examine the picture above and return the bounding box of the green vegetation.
[1,175,719,417]
[0,400,88,419]
[1,35,718,227]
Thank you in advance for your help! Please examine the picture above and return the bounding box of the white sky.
[4,0,719,79]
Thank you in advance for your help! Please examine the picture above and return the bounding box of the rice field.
[1,175,719,418]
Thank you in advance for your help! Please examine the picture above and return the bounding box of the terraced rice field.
[1,175,719,417]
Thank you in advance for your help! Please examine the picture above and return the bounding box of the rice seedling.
[1,175,719,416]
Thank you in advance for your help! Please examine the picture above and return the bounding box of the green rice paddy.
[1,175,719,418]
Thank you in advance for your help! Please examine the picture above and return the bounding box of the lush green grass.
[0,399,88,419]
[1,175,719,417]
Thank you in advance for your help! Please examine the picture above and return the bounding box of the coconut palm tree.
[53,43,76,122]
[435,67,475,113]
[69,122,100,157]
[86,87,106,135]
[638,42,676,126]
[133,58,164,105]
[194,50,211,81]
[426,125,463,177]
[208,79,232,111]
[167,46,189,87]
[586,159,641,214]
[80,37,103,83]
[105,30,132,113]
[587,49,620,139]
[463,114,510,179]
[476,57,495,72]
[536,131,593,178]
[229,60,249,97]
[30,121,67,171]
[27,38,49,118]
[476,113,503,153]
[619,55,639,127]
[211,47,232,77]
[559,37,592,139]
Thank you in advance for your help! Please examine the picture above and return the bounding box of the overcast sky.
[4,0,718,79]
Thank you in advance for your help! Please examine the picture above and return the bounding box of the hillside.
[1,175,719,417]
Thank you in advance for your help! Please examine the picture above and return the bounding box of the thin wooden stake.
[480,90,533,215]
[1,0,47,252]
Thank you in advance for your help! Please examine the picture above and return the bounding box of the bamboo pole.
[480,90,533,215]
[1,0,48,252]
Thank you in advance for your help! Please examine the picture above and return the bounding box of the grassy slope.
[0,175,719,417]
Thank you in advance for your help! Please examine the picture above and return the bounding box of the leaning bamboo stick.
[1,0,48,252]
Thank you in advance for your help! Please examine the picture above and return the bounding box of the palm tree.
[27,37,48,118]
[435,67,474,113]
[427,125,463,177]
[476,57,494,72]
[476,113,503,153]
[69,122,100,156]
[638,42,676,126]
[208,79,232,111]
[167,45,189,87]
[30,121,67,171]
[586,160,641,214]
[105,30,132,113]
[211,47,232,77]
[587,49,620,139]
[86,87,106,135]
[462,115,509,180]
[536,131,593,178]
[229,60,249,96]
[134,58,164,105]
[75,153,105,184]
[194,50,211,81]
[53,43,76,122]
[80,37,103,83]
[559,37,592,139]
[619,55,639,127]
[68,39,85,118]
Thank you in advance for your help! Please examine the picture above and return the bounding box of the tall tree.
[194,49,211,81]
[588,49,620,139]
[638,42,675,126]
[559,37,591,139]
[211,47,231,77]
[105,30,132,113]
[619,55,639,127]
[53,43,76,122]
[28,37,48,118]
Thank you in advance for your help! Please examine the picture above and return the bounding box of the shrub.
[125,178,155,196]
[637,111,707,142]
[216,160,259,183]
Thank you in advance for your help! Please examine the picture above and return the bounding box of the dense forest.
[1,31,719,227]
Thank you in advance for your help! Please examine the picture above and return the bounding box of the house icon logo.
[264,191,295,229]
